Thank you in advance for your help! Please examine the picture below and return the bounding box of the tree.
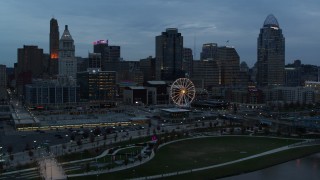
[9,154,14,161]
[95,148,99,154]
[85,162,90,172]
[28,150,34,158]
[90,134,95,143]
[233,104,237,114]
[7,145,13,154]
[77,139,82,147]
[264,128,270,135]
[138,155,142,162]
[25,143,31,151]
[70,134,76,141]
[114,133,118,142]
[209,122,213,128]
[230,127,234,134]
[94,127,101,136]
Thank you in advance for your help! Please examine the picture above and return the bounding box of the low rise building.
[25,77,79,108]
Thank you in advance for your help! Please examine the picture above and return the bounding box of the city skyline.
[0,0,319,67]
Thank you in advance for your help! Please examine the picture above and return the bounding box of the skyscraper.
[49,18,59,75]
[155,28,184,81]
[216,46,240,86]
[77,69,117,101]
[16,45,44,96]
[59,25,77,78]
[140,56,156,82]
[50,18,59,59]
[183,48,193,77]
[200,43,218,61]
[257,14,285,86]
[88,53,102,69]
[192,60,219,90]
[0,64,6,101]
[93,40,121,71]
[17,45,44,78]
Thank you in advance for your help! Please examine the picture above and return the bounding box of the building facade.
[88,53,102,69]
[50,18,59,59]
[200,43,218,61]
[285,67,301,87]
[145,81,169,105]
[59,25,77,78]
[16,45,45,96]
[216,46,240,86]
[77,68,117,102]
[49,18,59,76]
[17,45,44,78]
[156,28,184,81]
[0,65,6,100]
[25,77,79,107]
[183,48,193,77]
[123,86,148,105]
[93,40,120,71]
[140,56,156,82]
[264,86,314,105]
[257,14,285,87]
[192,60,219,90]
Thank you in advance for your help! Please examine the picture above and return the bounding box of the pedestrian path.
[129,138,320,180]
[68,135,319,179]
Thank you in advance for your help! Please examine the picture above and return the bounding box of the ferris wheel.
[170,78,196,107]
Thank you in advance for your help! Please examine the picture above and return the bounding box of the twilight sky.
[0,0,319,67]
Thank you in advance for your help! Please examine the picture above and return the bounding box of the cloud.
[0,0,319,67]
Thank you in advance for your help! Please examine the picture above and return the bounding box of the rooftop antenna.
[226,40,229,47]
[318,66,320,82]
[193,33,196,60]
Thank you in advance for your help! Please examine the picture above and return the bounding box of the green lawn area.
[163,145,320,180]
[69,136,301,179]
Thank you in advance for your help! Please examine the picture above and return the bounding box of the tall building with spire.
[257,14,285,87]
[58,25,76,78]
[155,28,184,81]
[49,18,59,75]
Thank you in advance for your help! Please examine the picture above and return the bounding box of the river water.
[221,153,320,180]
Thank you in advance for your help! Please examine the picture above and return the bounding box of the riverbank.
[162,145,320,180]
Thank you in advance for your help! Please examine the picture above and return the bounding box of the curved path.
[129,137,320,180]
[67,135,319,179]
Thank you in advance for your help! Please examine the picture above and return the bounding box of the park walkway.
[67,135,320,179]
[129,138,320,180]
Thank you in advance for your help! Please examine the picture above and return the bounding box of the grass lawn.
[163,145,320,180]
[69,136,301,179]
